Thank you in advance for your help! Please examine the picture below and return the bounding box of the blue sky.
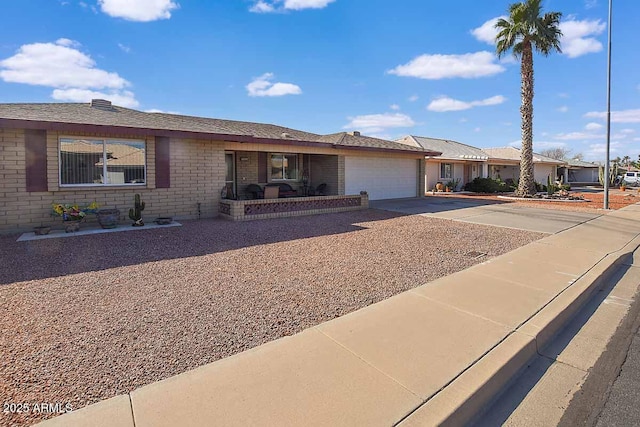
[0,0,638,161]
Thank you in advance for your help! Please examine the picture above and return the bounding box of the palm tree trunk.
[517,40,537,197]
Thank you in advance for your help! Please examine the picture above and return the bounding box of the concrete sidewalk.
[38,205,640,427]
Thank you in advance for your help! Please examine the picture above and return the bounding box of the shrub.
[464,177,511,193]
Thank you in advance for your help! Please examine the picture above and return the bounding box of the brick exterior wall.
[0,127,225,233]
[309,155,339,196]
[1,127,424,233]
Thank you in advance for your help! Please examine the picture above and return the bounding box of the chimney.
[349,131,361,137]
[90,99,113,110]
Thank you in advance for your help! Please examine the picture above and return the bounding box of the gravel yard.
[0,210,544,426]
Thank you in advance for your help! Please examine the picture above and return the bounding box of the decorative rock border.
[497,195,589,203]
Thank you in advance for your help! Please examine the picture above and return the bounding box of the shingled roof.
[0,101,426,154]
[482,147,566,165]
[396,135,487,160]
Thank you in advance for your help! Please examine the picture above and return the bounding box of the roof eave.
[0,118,427,155]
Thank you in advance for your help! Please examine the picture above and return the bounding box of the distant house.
[482,147,566,184]
[0,100,437,232]
[558,159,600,184]
[396,135,486,191]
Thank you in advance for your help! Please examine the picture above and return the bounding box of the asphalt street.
[595,321,640,427]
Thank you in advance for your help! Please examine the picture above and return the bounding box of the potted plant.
[52,202,98,232]
[96,208,121,229]
[435,182,444,192]
[446,178,460,192]
[33,225,51,235]
[620,183,627,191]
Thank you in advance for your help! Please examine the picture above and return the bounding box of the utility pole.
[604,0,613,209]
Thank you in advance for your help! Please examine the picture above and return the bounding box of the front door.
[224,152,236,199]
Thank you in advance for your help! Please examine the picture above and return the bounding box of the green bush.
[464,177,512,193]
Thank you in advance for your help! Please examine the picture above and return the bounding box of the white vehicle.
[622,172,640,186]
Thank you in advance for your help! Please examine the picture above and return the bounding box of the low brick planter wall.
[219,194,369,221]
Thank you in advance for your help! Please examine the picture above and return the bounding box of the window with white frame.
[270,153,298,180]
[440,163,453,179]
[59,137,146,186]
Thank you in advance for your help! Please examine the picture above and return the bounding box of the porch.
[223,152,342,201]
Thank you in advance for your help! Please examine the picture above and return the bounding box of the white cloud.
[560,19,606,58]
[390,104,400,111]
[146,108,181,114]
[98,0,179,22]
[427,95,506,112]
[555,131,605,141]
[55,38,80,48]
[557,106,569,113]
[587,141,622,156]
[474,127,481,132]
[250,1,276,13]
[0,39,138,107]
[585,122,603,131]
[249,0,335,13]
[388,51,505,80]
[470,16,506,44]
[536,141,568,149]
[0,39,128,89]
[472,16,605,59]
[52,88,139,108]
[343,113,415,134]
[620,128,636,134]
[246,73,302,97]
[408,95,419,102]
[585,109,640,123]
[284,0,335,10]
[118,43,131,53]
[585,0,597,9]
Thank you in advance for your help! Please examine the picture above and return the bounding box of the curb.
[398,236,640,426]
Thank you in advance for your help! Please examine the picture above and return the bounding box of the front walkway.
[37,204,640,426]
[371,197,600,234]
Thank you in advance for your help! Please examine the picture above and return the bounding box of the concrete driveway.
[370,197,601,234]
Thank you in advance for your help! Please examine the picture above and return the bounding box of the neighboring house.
[396,135,487,191]
[0,100,436,232]
[558,159,600,184]
[482,147,566,184]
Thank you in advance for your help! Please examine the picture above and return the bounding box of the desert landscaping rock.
[0,210,544,426]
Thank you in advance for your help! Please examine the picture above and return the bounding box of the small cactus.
[129,194,145,226]
[547,175,557,195]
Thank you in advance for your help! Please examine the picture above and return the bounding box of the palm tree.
[495,0,562,197]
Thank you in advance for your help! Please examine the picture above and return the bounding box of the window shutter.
[25,129,48,192]
[258,152,267,183]
[155,136,170,188]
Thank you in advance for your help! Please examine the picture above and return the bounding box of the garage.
[345,156,418,200]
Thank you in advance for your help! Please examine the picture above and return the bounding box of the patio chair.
[263,186,280,199]
[245,184,264,199]
[310,183,327,196]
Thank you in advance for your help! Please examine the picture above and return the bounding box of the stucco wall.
[534,164,557,184]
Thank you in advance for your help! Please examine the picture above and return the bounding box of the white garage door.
[345,157,418,200]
